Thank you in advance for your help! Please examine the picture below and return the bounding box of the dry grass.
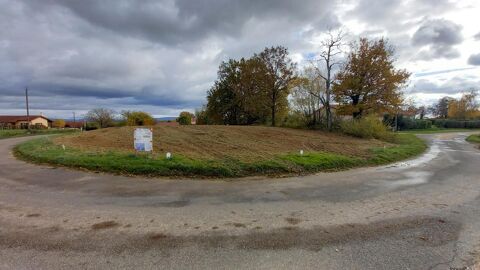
[55,125,387,162]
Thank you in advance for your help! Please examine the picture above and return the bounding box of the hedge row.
[384,114,480,130]
[431,119,480,129]
[398,118,432,130]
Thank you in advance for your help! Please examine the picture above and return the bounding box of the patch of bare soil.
[91,221,119,230]
[55,126,387,162]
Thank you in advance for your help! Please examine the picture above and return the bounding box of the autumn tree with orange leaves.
[447,90,480,119]
[333,38,410,118]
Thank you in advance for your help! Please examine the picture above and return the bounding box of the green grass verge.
[399,128,480,134]
[0,129,78,139]
[368,133,427,164]
[14,134,426,178]
[466,134,480,144]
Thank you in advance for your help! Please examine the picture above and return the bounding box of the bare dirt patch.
[91,221,119,230]
[149,233,168,240]
[285,217,302,225]
[55,125,387,162]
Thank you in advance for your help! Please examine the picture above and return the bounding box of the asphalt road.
[1,132,480,269]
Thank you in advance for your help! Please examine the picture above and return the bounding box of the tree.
[254,46,296,126]
[85,108,115,128]
[206,58,269,125]
[448,90,479,119]
[195,106,211,125]
[121,111,155,126]
[206,60,239,124]
[333,38,410,118]
[311,29,345,130]
[290,67,324,126]
[417,106,427,119]
[429,97,453,118]
[177,111,194,125]
[52,119,65,128]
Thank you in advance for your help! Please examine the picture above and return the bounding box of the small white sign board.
[134,128,153,152]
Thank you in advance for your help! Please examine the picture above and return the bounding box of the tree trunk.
[325,74,332,131]
[353,111,362,119]
[271,90,277,127]
[271,105,276,126]
[326,105,332,130]
[351,95,361,119]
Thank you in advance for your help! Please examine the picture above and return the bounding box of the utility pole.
[25,87,30,132]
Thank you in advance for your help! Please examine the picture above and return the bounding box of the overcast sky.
[0,0,479,118]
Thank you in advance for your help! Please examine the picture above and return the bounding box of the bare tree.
[86,108,115,128]
[311,29,345,131]
[290,67,325,126]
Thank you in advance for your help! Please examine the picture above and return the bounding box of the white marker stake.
[166,152,172,159]
[300,150,304,156]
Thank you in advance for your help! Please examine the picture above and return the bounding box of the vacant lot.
[55,126,388,161]
[16,126,426,178]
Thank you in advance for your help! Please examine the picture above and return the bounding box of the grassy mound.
[466,134,480,144]
[14,126,426,178]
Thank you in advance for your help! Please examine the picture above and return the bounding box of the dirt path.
[1,133,480,269]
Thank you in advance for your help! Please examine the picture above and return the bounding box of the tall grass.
[340,115,394,142]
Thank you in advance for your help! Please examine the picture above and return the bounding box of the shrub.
[52,119,66,128]
[399,118,432,130]
[195,107,211,125]
[383,114,432,130]
[177,111,194,125]
[121,111,156,126]
[465,121,480,129]
[341,115,394,141]
[282,112,308,128]
[85,122,98,131]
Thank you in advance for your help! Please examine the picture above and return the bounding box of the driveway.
[0,132,480,269]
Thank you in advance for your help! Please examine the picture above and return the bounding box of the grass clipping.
[14,126,426,178]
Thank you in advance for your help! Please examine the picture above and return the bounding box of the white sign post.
[134,128,153,152]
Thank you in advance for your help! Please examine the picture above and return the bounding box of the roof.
[0,115,53,123]
[65,121,84,128]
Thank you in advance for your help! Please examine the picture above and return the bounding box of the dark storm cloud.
[412,19,463,60]
[468,54,480,66]
[43,0,334,46]
[1,0,340,117]
[412,19,462,45]
[0,0,478,117]
[346,0,459,63]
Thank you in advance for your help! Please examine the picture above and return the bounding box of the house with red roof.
[0,115,52,129]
